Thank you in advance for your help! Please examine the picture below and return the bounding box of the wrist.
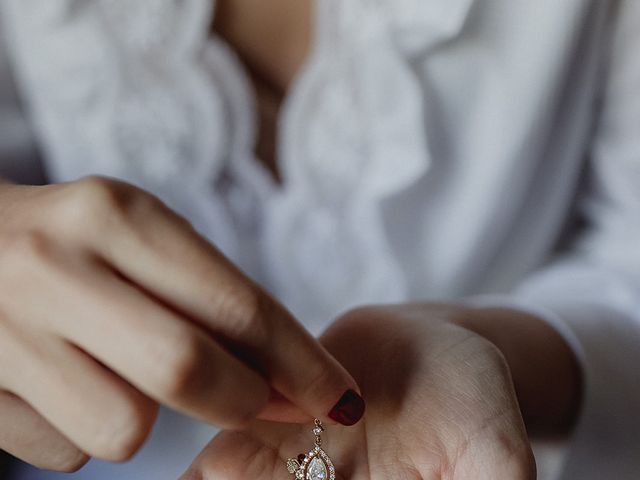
[454,305,583,437]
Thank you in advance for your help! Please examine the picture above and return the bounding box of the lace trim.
[3,0,243,257]
[266,0,475,324]
[2,0,476,326]
[1,0,224,185]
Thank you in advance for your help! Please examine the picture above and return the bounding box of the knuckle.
[0,230,86,317]
[482,339,512,378]
[0,231,58,278]
[46,449,90,473]
[338,307,371,326]
[341,305,379,320]
[457,332,512,381]
[179,470,205,480]
[218,286,270,343]
[503,449,537,480]
[156,332,209,401]
[9,230,55,263]
[336,305,387,330]
[491,429,537,480]
[94,398,156,462]
[62,176,156,233]
[74,176,127,212]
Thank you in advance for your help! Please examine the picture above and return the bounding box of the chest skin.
[212,0,313,183]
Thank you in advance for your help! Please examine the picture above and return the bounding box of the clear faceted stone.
[306,457,328,480]
[287,459,300,473]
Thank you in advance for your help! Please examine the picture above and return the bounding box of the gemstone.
[306,457,328,480]
[287,459,300,473]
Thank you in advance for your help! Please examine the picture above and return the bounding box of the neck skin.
[212,0,312,93]
[212,0,312,182]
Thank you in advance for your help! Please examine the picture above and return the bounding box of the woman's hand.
[0,177,363,471]
[182,304,545,480]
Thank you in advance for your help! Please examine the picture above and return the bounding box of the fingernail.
[328,389,365,426]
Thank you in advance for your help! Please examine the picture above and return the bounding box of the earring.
[286,419,336,479]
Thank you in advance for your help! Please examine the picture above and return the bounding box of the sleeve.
[0,21,46,185]
[480,2,640,478]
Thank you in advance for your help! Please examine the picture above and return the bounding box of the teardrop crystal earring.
[286,419,336,479]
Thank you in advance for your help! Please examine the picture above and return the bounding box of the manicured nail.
[328,389,365,426]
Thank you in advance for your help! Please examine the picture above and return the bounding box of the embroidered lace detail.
[2,0,475,328]
[1,0,226,186]
[1,0,258,261]
[267,0,474,325]
[378,0,475,55]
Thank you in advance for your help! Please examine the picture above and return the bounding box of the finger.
[456,440,537,480]
[181,427,294,480]
[4,327,158,462]
[462,424,537,480]
[0,391,88,472]
[0,224,271,429]
[80,180,363,425]
[256,390,311,423]
[48,264,271,429]
[182,424,352,480]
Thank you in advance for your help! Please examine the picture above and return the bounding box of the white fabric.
[0,0,639,479]
[0,20,43,184]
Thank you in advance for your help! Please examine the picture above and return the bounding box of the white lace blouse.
[1,0,639,479]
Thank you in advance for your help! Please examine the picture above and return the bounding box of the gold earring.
[286,419,335,479]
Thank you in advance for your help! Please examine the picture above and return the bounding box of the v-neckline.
[210,0,316,186]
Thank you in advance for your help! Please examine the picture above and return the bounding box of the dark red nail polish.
[328,389,365,426]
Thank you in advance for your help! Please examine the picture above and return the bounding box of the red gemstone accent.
[328,389,365,426]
